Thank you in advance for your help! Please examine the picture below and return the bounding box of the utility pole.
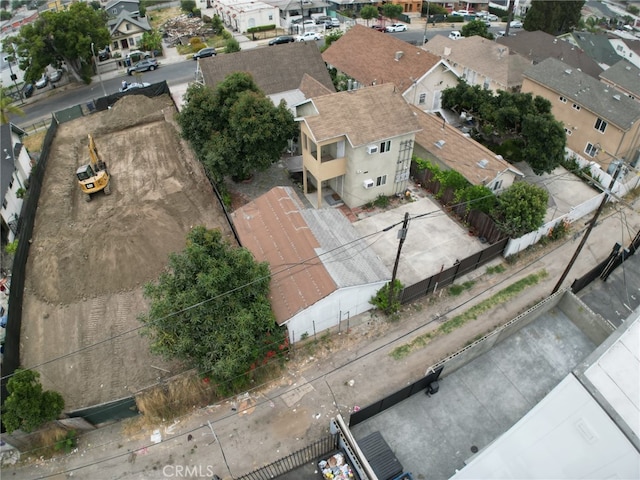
[552,160,624,294]
[388,212,410,307]
[90,42,107,97]
[423,0,430,46]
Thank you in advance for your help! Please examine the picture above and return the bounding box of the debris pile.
[161,14,216,46]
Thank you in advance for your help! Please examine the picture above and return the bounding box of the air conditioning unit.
[367,145,378,154]
[363,179,374,189]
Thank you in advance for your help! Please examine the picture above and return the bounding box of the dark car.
[268,35,295,45]
[126,58,158,75]
[193,47,217,60]
[371,24,386,32]
[22,83,34,98]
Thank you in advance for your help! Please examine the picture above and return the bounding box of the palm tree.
[0,87,25,125]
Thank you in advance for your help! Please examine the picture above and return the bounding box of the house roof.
[563,31,621,67]
[322,24,443,93]
[599,59,640,99]
[104,0,139,10]
[299,73,334,99]
[424,35,531,90]
[231,187,389,325]
[1,123,26,200]
[523,57,640,130]
[199,41,334,96]
[496,30,603,79]
[411,108,522,185]
[301,83,421,147]
[107,10,150,34]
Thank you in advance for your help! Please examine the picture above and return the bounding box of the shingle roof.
[107,10,150,33]
[496,30,603,79]
[411,108,522,185]
[566,31,621,67]
[424,35,531,90]
[231,187,389,325]
[0,123,25,201]
[301,83,421,147]
[322,24,442,93]
[299,73,334,99]
[599,59,640,99]
[523,57,640,130]
[199,42,335,95]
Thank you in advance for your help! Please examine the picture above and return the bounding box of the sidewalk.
[5,193,639,479]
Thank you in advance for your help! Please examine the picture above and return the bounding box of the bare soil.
[21,95,234,411]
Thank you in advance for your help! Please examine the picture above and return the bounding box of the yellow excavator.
[76,134,111,201]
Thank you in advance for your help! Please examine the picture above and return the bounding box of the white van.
[448,31,462,40]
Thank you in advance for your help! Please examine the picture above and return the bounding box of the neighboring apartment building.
[210,0,279,33]
[296,83,421,209]
[558,31,622,69]
[1,123,31,244]
[424,34,532,92]
[599,59,640,103]
[608,37,640,69]
[522,57,640,170]
[322,25,459,111]
[107,9,152,54]
[412,107,523,193]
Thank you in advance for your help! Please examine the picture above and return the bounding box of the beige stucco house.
[424,34,532,93]
[522,58,640,171]
[296,83,421,209]
[322,25,459,111]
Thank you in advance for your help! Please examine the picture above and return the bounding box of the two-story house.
[322,25,459,111]
[1,123,31,244]
[107,9,152,55]
[210,0,279,33]
[424,35,532,93]
[558,31,622,70]
[522,57,640,171]
[607,37,640,69]
[411,107,524,193]
[296,83,421,209]
[104,0,140,18]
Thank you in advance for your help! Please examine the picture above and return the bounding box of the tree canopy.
[381,3,403,20]
[1,87,24,124]
[178,73,297,181]
[441,82,565,174]
[461,19,494,39]
[360,5,378,24]
[493,182,548,237]
[3,2,110,83]
[140,226,287,394]
[523,0,584,34]
[2,369,65,433]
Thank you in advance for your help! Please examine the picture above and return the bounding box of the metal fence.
[234,434,338,480]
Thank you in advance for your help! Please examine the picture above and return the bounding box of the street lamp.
[90,42,107,97]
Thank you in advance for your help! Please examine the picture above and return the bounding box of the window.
[493,179,503,191]
[564,128,572,136]
[418,93,426,104]
[483,79,490,90]
[594,118,607,133]
[8,179,13,189]
[379,140,391,153]
[572,103,581,111]
[126,23,131,31]
[2,199,6,210]
[376,175,387,187]
[585,142,599,157]
[559,96,567,103]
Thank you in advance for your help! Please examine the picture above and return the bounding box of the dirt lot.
[21,95,233,411]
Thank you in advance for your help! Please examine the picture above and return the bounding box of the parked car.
[49,69,63,83]
[126,58,158,75]
[269,35,295,45]
[35,74,48,89]
[452,9,470,16]
[316,19,333,29]
[510,20,523,28]
[126,50,151,62]
[192,47,217,60]
[331,18,340,28]
[296,31,322,42]
[119,81,151,92]
[98,48,110,61]
[487,14,499,21]
[448,31,462,40]
[22,83,34,98]
[371,24,386,32]
[386,23,408,32]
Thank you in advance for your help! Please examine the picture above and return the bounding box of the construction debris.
[161,14,216,46]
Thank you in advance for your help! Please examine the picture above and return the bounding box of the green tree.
[4,2,110,83]
[423,3,448,16]
[2,369,65,433]
[628,5,639,15]
[321,30,343,52]
[523,0,584,35]
[10,0,19,9]
[493,182,548,237]
[89,0,101,10]
[178,73,296,181]
[140,226,287,394]
[180,0,195,14]
[211,14,224,34]
[1,86,24,124]
[138,0,146,16]
[140,30,162,53]
[0,9,10,19]
[521,113,566,174]
[224,36,241,53]
[455,185,496,214]
[360,4,378,25]
[381,3,403,21]
[0,0,9,10]
[461,19,494,39]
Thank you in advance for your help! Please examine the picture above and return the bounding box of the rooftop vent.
[626,66,632,71]
[477,159,488,169]
[564,68,573,75]
[434,140,446,149]
[395,51,404,61]
[613,94,621,101]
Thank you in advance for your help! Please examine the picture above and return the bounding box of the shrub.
[374,194,390,208]
[370,280,404,316]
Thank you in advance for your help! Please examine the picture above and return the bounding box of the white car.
[296,31,322,42]
[119,81,151,92]
[35,74,48,89]
[386,23,408,32]
[487,14,499,21]
[510,20,523,28]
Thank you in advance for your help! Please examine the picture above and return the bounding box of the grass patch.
[23,130,46,153]
[390,270,548,360]
[485,264,506,275]
[448,280,475,296]
[148,7,181,29]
